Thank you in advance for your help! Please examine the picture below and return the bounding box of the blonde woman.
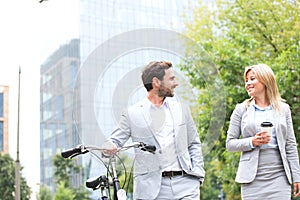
[226,64,300,199]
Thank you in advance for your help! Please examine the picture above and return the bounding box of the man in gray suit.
[104,61,205,199]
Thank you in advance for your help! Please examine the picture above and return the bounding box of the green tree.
[0,153,31,200]
[54,182,74,200]
[181,0,300,199]
[36,186,52,200]
[53,154,80,188]
[116,153,134,195]
[73,185,92,200]
[52,154,91,200]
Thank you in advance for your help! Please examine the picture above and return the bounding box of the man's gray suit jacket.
[109,97,205,199]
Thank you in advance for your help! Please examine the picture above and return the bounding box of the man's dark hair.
[141,61,173,91]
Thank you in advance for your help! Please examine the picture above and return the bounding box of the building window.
[55,96,64,120]
[70,61,78,89]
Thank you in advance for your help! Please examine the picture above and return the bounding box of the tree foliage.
[53,154,80,188]
[36,186,52,200]
[53,182,74,200]
[52,154,91,200]
[115,153,134,195]
[181,0,300,199]
[0,153,31,200]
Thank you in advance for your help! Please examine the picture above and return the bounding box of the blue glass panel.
[70,61,78,89]
[55,96,64,120]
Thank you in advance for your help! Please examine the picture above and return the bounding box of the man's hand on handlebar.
[102,140,118,156]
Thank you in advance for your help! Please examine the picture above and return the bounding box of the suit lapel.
[138,98,180,147]
[274,110,284,149]
[166,99,185,139]
[242,104,257,136]
[167,100,177,131]
[138,98,158,138]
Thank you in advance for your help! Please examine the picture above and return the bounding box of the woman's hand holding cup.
[252,122,273,147]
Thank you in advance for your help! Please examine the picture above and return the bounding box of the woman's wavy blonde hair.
[243,64,285,111]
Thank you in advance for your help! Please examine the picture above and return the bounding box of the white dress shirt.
[148,98,182,171]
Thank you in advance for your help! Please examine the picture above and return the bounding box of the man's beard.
[157,86,174,98]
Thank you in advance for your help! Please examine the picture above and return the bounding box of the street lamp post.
[15,67,21,200]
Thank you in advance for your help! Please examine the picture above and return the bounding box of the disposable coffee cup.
[261,122,273,135]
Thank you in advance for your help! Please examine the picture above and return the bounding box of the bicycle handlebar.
[118,142,156,154]
[61,142,156,159]
[86,175,108,190]
[139,142,156,153]
[61,144,89,159]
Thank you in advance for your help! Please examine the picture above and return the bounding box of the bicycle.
[61,141,156,200]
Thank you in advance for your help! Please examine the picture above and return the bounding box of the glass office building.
[40,39,80,189]
[77,0,198,183]
[40,0,200,196]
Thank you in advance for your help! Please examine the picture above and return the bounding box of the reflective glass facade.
[77,2,199,196]
[40,1,199,197]
[40,39,81,190]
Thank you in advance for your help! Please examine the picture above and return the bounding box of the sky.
[0,0,79,198]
